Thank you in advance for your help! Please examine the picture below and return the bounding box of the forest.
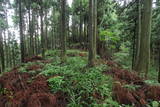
[0,0,160,107]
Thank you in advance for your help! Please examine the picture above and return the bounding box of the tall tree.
[133,0,141,70]
[159,42,160,82]
[60,0,67,62]
[0,1,5,71]
[40,1,45,58]
[19,0,25,62]
[135,0,152,77]
[0,29,5,72]
[88,0,97,66]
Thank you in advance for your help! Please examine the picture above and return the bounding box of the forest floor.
[0,49,160,107]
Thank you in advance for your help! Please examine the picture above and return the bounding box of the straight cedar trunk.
[132,20,136,69]
[19,0,25,62]
[36,15,40,55]
[72,15,76,43]
[28,0,34,56]
[3,32,8,67]
[93,0,97,58]
[40,5,45,58]
[79,0,83,46]
[135,0,152,78]
[60,0,67,62]
[159,46,160,82]
[0,30,5,72]
[44,10,49,50]
[32,10,36,55]
[88,0,97,66]
[134,0,141,70]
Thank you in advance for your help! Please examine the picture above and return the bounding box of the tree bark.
[19,0,25,62]
[60,0,67,62]
[88,0,97,66]
[158,42,160,82]
[134,0,141,70]
[135,0,152,78]
[40,5,45,58]
[0,30,5,72]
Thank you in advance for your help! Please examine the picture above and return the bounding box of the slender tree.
[0,29,5,72]
[40,1,45,58]
[88,0,97,66]
[19,0,25,62]
[158,42,160,82]
[60,0,67,62]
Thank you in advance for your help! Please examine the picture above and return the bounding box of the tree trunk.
[45,10,49,50]
[0,30,5,72]
[93,0,97,59]
[60,0,67,62]
[19,0,25,62]
[158,41,160,82]
[40,5,45,58]
[79,0,83,46]
[158,43,160,83]
[135,0,152,78]
[134,0,141,70]
[88,0,97,66]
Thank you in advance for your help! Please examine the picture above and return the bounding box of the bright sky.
[68,0,73,7]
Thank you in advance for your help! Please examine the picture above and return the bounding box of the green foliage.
[48,76,65,93]
[147,101,160,107]
[39,50,120,106]
[148,66,158,81]
[0,88,13,99]
[144,80,160,86]
[113,43,132,69]
[19,66,27,73]
[0,88,7,95]
[46,50,61,58]
[99,29,120,42]
[123,84,141,91]
[67,49,83,55]
[151,101,160,107]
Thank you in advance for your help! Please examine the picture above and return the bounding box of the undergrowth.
[7,49,158,107]
[39,50,121,106]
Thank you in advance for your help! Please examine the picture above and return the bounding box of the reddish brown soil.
[79,53,87,57]
[0,69,67,107]
[26,65,43,71]
[40,59,53,64]
[24,56,43,63]
[105,61,160,107]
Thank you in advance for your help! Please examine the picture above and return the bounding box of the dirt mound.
[24,56,43,63]
[0,70,67,107]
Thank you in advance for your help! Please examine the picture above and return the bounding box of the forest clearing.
[0,0,160,107]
